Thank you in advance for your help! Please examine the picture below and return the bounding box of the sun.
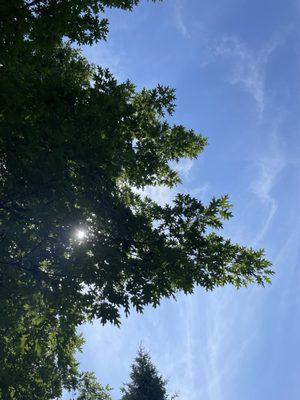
[75,229,86,240]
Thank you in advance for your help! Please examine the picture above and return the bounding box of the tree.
[0,42,273,321]
[121,348,176,400]
[0,43,273,398]
[0,1,273,398]
[67,372,112,400]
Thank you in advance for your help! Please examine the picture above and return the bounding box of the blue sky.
[77,1,300,398]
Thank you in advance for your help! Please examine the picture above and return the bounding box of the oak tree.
[0,43,272,398]
[0,1,273,398]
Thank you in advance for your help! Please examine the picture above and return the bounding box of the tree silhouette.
[121,348,176,400]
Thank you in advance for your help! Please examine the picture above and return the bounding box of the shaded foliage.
[0,0,158,50]
[0,43,272,398]
[0,43,272,326]
[0,278,81,398]
[0,1,273,398]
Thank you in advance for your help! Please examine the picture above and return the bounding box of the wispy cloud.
[169,288,260,400]
[83,42,124,80]
[251,133,286,245]
[136,185,177,206]
[135,159,202,206]
[212,34,288,244]
[174,0,191,39]
[214,35,280,117]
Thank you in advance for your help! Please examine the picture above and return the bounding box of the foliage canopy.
[1,0,158,50]
[0,43,272,325]
[0,0,273,398]
[0,43,273,398]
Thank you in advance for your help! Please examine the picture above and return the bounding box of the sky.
[76,1,300,399]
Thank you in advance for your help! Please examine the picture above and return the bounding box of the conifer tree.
[121,348,176,400]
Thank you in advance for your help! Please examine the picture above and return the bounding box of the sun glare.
[76,229,86,240]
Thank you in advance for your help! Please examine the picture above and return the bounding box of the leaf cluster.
[0,0,158,51]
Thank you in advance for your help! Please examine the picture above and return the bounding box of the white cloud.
[167,287,260,400]
[251,133,286,245]
[174,0,191,39]
[135,159,201,206]
[172,158,194,177]
[211,33,288,245]
[83,42,124,81]
[136,184,177,206]
[214,35,280,117]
